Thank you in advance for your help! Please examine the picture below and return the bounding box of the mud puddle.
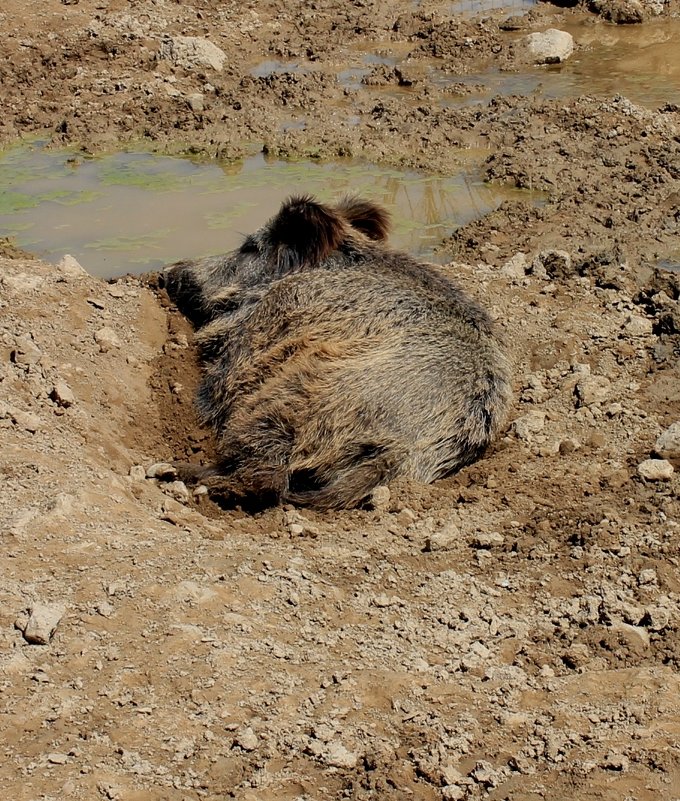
[363,18,680,110]
[0,143,542,278]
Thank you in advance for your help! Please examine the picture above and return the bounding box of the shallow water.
[372,18,680,111]
[0,143,540,278]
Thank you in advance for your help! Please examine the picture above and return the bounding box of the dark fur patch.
[162,260,210,327]
[267,195,345,270]
[336,196,391,241]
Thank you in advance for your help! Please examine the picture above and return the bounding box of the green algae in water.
[0,143,542,278]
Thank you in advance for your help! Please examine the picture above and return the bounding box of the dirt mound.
[2,237,679,799]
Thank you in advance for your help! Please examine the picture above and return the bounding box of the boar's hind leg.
[283,441,405,511]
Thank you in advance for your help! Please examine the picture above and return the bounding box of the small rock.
[94,327,121,352]
[524,29,574,65]
[166,480,190,500]
[50,381,75,407]
[602,751,630,771]
[424,523,461,552]
[12,334,43,366]
[442,787,465,801]
[623,313,653,337]
[368,484,391,510]
[17,602,66,645]
[188,92,205,112]
[396,508,416,527]
[511,410,546,441]
[575,375,610,407]
[322,740,358,769]
[500,253,527,279]
[107,283,126,298]
[146,462,178,480]
[471,531,505,549]
[47,753,69,765]
[638,568,657,586]
[56,254,87,279]
[11,409,42,432]
[129,465,146,481]
[235,727,258,752]
[637,458,674,481]
[654,422,680,460]
[531,248,572,279]
[159,36,228,72]
[372,594,403,608]
[95,601,114,618]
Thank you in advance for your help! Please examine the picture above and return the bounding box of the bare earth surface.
[2,1,680,800]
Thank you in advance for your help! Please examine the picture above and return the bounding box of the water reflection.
[0,144,542,278]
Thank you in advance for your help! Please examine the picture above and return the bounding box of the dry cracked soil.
[1,1,680,800]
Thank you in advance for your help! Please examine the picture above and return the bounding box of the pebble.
[188,92,205,112]
[396,508,416,527]
[511,410,546,441]
[47,753,69,765]
[56,254,87,279]
[637,458,674,481]
[11,409,41,432]
[368,484,391,510]
[424,523,461,552]
[159,35,228,72]
[654,421,680,460]
[129,465,146,481]
[575,375,611,407]
[12,334,43,366]
[235,727,258,752]
[50,381,75,407]
[500,252,527,279]
[322,740,358,769]
[524,29,574,65]
[623,314,653,337]
[442,786,465,801]
[94,327,122,352]
[16,602,66,645]
[471,531,505,549]
[146,462,178,479]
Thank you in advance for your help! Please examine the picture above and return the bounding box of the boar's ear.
[336,196,391,241]
[268,195,345,270]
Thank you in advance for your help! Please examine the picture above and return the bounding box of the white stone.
[368,484,391,510]
[575,375,610,407]
[94,327,121,352]
[654,422,680,460]
[471,531,505,549]
[623,314,653,337]
[235,727,258,752]
[146,462,178,479]
[525,29,574,65]
[56,254,87,279]
[323,741,358,769]
[424,523,461,552]
[11,409,41,432]
[51,381,75,407]
[500,253,527,279]
[18,603,66,645]
[637,458,674,481]
[511,410,546,441]
[159,36,228,72]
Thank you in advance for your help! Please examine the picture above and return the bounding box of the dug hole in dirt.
[2,0,680,800]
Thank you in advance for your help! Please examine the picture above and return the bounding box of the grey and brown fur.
[161,195,511,510]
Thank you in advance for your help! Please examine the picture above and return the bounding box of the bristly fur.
[267,195,345,270]
[336,196,391,241]
[161,194,512,510]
